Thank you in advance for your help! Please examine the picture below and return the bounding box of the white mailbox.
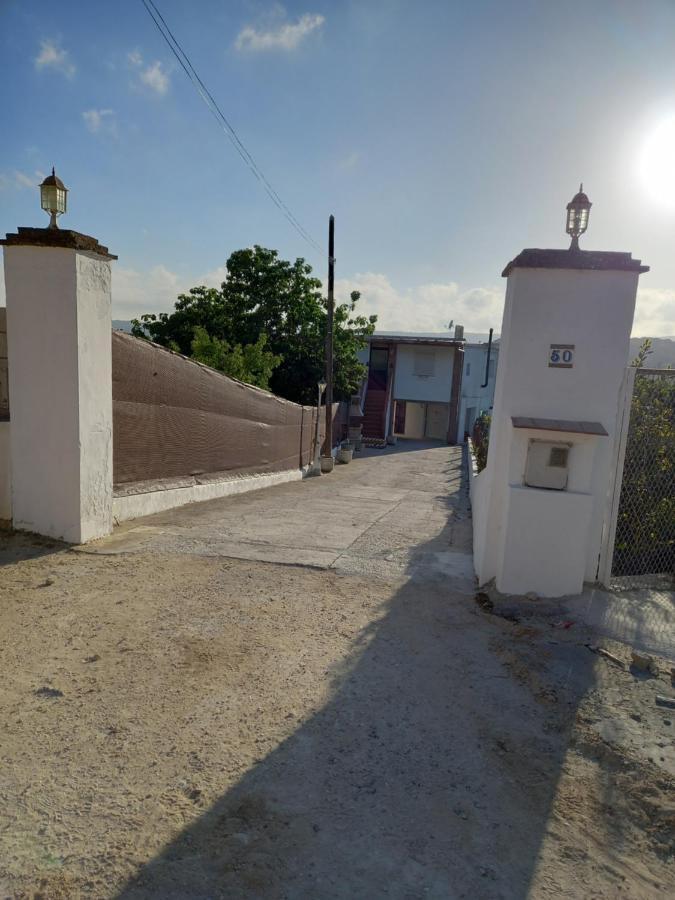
[524,439,571,491]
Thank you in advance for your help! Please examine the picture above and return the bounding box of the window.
[466,362,471,376]
[413,348,435,378]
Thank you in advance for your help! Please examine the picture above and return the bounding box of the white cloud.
[0,170,46,192]
[139,60,169,95]
[13,171,38,189]
[235,11,324,52]
[335,273,505,334]
[34,39,75,78]
[338,151,360,171]
[82,108,116,136]
[127,50,170,96]
[634,287,675,337]
[20,258,672,340]
[111,265,229,320]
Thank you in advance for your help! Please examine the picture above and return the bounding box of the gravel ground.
[0,445,673,898]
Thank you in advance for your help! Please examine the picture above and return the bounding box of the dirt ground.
[0,528,673,899]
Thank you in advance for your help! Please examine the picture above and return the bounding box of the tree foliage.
[190,328,280,391]
[131,246,376,404]
[471,412,491,472]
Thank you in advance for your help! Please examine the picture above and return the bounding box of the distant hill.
[629,337,675,368]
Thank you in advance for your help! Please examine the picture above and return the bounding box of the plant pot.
[338,448,354,464]
[320,455,335,473]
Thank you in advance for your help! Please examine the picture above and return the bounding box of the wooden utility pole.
[323,214,335,456]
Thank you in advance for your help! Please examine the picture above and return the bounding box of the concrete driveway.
[90,441,474,590]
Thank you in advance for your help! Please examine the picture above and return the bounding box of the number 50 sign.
[549,344,575,368]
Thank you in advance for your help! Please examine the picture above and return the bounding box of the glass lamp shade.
[318,380,327,393]
[566,184,591,242]
[39,168,68,227]
[40,183,67,216]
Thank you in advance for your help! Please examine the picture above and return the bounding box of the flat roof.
[511,416,608,436]
[502,248,648,277]
[368,331,462,346]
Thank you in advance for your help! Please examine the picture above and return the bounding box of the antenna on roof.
[447,319,454,331]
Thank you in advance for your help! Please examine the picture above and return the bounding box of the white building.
[357,330,465,443]
[457,336,499,439]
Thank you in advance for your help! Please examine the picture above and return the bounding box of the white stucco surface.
[498,486,594,596]
[0,421,10,521]
[76,253,113,541]
[472,261,643,597]
[394,345,455,403]
[458,343,498,437]
[112,467,308,523]
[3,245,113,542]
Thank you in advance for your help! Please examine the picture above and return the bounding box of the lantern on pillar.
[566,184,591,250]
[40,168,68,229]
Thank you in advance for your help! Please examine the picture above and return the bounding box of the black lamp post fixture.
[40,167,68,229]
[566,183,591,250]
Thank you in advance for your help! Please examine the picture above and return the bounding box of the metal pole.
[323,215,335,457]
[309,382,323,475]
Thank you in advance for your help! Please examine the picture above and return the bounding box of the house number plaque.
[549,344,575,368]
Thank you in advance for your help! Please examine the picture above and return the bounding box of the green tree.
[191,327,280,391]
[631,337,653,368]
[131,246,376,404]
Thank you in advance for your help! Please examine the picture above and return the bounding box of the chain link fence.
[611,368,675,588]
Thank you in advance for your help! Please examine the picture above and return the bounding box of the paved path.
[92,441,475,589]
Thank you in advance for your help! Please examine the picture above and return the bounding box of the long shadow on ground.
[114,452,597,900]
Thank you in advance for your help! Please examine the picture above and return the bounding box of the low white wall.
[0,421,10,522]
[112,466,309,523]
[498,486,593,597]
[467,439,489,578]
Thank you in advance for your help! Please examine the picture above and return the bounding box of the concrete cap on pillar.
[502,248,648,277]
[0,227,117,260]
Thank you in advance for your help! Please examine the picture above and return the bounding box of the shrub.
[472,412,491,472]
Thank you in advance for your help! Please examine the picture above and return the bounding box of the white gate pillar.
[473,244,648,598]
[1,227,116,543]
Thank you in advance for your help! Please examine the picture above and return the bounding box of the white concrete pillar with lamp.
[0,170,116,542]
[471,187,649,597]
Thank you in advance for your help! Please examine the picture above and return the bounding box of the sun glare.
[639,117,675,208]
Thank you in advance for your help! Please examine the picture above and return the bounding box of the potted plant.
[338,440,354,464]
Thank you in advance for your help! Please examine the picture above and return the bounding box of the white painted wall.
[3,244,113,542]
[398,401,425,438]
[0,421,10,521]
[472,262,643,597]
[114,466,308,522]
[394,345,455,403]
[458,343,499,437]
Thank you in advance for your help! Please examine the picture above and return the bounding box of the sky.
[2,0,675,336]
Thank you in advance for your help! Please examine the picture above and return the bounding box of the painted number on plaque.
[549,344,575,369]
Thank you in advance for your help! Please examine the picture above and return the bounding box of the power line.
[140,0,325,258]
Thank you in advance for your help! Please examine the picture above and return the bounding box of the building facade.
[457,338,499,439]
[357,331,464,443]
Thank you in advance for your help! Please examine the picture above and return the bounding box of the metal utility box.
[524,439,571,490]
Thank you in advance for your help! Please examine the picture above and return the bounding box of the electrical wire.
[140,0,325,258]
